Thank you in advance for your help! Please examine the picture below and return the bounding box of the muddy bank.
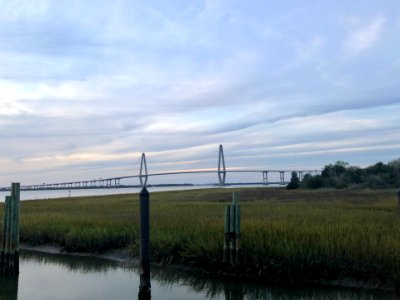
[20,243,134,264]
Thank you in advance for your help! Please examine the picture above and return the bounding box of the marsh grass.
[1,187,399,287]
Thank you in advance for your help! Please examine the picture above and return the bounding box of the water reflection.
[0,250,397,300]
[150,265,398,300]
[20,250,118,273]
[138,274,151,300]
[0,275,18,300]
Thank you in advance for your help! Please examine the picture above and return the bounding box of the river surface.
[0,184,273,202]
[0,250,396,300]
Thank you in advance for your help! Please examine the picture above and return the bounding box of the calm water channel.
[0,185,271,202]
[0,250,396,300]
[0,186,207,202]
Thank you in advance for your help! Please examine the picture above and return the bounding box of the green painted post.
[11,183,20,274]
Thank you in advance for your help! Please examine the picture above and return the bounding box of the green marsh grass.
[1,187,399,287]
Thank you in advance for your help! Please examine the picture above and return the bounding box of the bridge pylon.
[218,145,226,185]
[139,153,148,187]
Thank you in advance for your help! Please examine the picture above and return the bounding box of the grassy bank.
[1,187,400,288]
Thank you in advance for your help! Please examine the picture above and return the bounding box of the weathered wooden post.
[7,195,14,274]
[11,183,20,274]
[223,192,241,266]
[0,196,10,274]
[0,183,20,276]
[0,197,6,270]
[138,187,151,299]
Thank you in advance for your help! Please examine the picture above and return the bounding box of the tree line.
[286,159,400,189]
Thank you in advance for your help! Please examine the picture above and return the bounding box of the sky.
[0,0,400,186]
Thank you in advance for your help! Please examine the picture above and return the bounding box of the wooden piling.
[8,195,15,274]
[11,183,20,274]
[0,183,20,276]
[3,196,12,275]
[139,187,151,297]
[0,196,9,271]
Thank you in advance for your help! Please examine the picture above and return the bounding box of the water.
[0,186,215,202]
[0,250,396,300]
[0,184,274,202]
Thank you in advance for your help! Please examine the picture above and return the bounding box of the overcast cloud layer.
[1,0,400,186]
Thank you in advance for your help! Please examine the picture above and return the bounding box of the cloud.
[343,14,386,55]
[0,1,399,186]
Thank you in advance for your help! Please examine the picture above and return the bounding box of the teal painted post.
[11,183,20,274]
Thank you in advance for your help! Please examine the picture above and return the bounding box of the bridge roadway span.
[0,169,319,191]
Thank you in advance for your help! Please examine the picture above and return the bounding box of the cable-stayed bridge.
[0,145,320,191]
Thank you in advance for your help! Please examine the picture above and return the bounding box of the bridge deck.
[0,169,319,191]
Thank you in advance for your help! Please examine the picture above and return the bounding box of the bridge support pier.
[262,171,268,185]
[279,171,285,184]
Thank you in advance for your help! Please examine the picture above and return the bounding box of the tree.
[286,171,300,190]
[322,161,349,178]
[304,158,400,189]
